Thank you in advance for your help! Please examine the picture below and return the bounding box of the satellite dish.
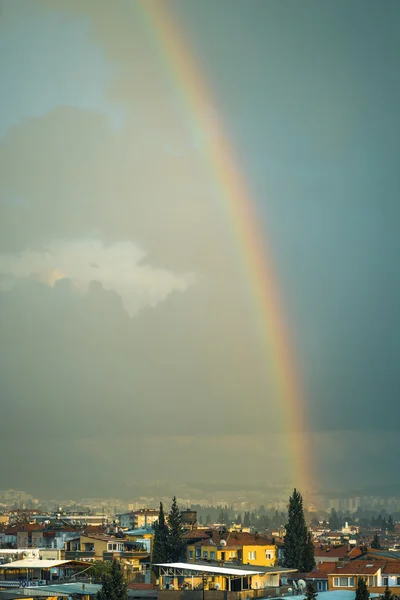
[220,540,227,546]
[215,583,220,590]
[298,580,306,591]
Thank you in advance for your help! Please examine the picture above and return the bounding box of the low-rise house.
[290,561,331,592]
[323,532,345,545]
[78,534,124,561]
[328,560,385,592]
[0,558,91,586]
[16,524,43,548]
[382,561,400,591]
[64,533,150,581]
[314,544,351,564]
[4,528,18,547]
[156,561,296,592]
[186,531,278,567]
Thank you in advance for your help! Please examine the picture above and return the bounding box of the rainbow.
[137,1,313,495]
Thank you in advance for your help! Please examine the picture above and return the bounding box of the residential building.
[314,544,352,564]
[382,561,400,591]
[119,509,159,530]
[289,562,331,592]
[16,524,43,548]
[186,531,278,567]
[328,560,385,592]
[4,527,18,547]
[64,533,150,581]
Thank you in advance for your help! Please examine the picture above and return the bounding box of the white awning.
[1,559,71,569]
[154,562,264,576]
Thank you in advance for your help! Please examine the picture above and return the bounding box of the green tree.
[355,577,369,600]
[96,559,127,600]
[90,561,112,583]
[371,534,381,549]
[381,585,393,600]
[283,488,315,572]
[167,496,185,561]
[152,502,169,574]
[305,582,318,600]
[329,508,341,531]
[387,515,395,533]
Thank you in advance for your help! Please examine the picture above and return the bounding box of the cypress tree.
[283,488,315,572]
[305,582,318,600]
[167,496,185,561]
[355,577,369,600]
[96,559,127,600]
[152,502,169,574]
[371,534,381,549]
[387,515,395,533]
[382,585,393,600]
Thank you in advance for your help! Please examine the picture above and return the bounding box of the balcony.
[64,550,96,561]
[103,550,149,562]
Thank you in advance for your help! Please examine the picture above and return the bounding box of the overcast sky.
[0,0,399,500]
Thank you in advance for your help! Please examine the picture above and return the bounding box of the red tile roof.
[314,545,350,558]
[349,547,363,559]
[329,561,386,575]
[312,562,334,574]
[184,530,212,540]
[383,562,400,575]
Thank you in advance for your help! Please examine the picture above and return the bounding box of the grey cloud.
[1,0,400,498]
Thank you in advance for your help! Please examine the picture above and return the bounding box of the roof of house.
[365,550,400,561]
[1,559,72,569]
[154,561,294,576]
[26,583,101,597]
[314,545,350,559]
[291,561,333,581]
[383,561,400,575]
[311,562,334,575]
[329,561,386,576]
[193,531,274,548]
[349,547,363,559]
[184,529,212,540]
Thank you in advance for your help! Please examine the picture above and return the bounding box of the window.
[229,552,236,558]
[188,551,193,559]
[210,551,215,559]
[266,552,273,560]
[203,551,208,558]
[383,578,389,587]
[196,548,201,557]
[248,551,256,560]
[397,577,400,586]
[334,577,354,587]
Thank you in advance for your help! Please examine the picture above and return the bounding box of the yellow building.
[157,562,296,592]
[73,534,150,583]
[79,534,125,561]
[186,531,278,568]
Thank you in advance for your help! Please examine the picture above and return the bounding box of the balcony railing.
[64,551,95,560]
[103,551,149,561]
